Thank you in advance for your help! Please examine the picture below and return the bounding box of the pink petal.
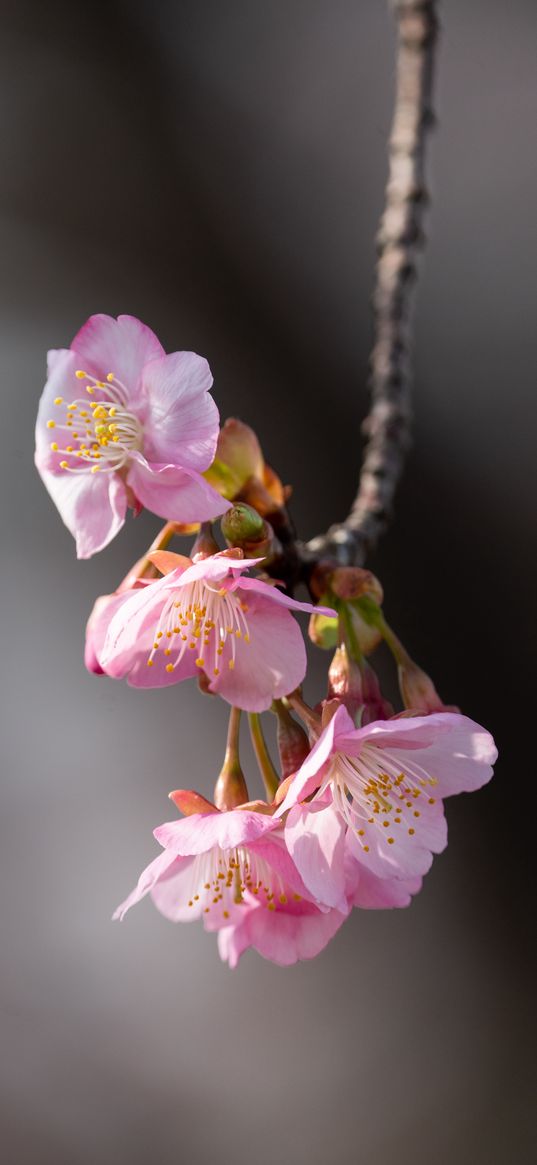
[127,451,229,523]
[339,710,477,756]
[142,351,219,471]
[35,349,81,470]
[284,803,348,910]
[391,717,497,797]
[154,809,277,856]
[348,862,422,909]
[217,922,251,968]
[100,572,199,687]
[37,467,127,559]
[249,832,314,901]
[71,314,164,400]
[174,554,263,588]
[206,591,308,712]
[276,704,355,814]
[218,897,347,967]
[113,849,180,920]
[345,803,445,880]
[85,589,141,674]
[149,855,208,922]
[237,575,337,618]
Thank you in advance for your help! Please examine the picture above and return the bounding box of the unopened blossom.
[278,704,497,887]
[35,314,228,557]
[114,797,347,967]
[100,550,336,712]
[204,417,286,514]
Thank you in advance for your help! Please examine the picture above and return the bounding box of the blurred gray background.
[1,1,536,1162]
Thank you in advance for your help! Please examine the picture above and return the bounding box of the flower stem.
[339,601,364,665]
[285,691,321,734]
[214,706,249,810]
[248,713,279,802]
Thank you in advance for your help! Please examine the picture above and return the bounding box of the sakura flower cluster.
[36,314,498,968]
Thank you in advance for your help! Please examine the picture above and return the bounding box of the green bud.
[221,503,265,546]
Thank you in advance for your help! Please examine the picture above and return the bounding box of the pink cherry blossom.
[278,703,497,887]
[35,315,228,557]
[100,551,337,712]
[113,797,347,966]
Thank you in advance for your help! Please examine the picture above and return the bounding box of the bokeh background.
[1,1,535,1162]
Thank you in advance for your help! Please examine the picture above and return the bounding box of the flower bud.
[360,660,394,724]
[204,418,285,513]
[327,645,393,724]
[331,568,383,605]
[221,503,265,546]
[190,523,220,560]
[271,701,310,779]
[398,659,458,714]
[309,600,382,655]
[213,757,249,812]
[213,707,249,810]
[327,644,365,718]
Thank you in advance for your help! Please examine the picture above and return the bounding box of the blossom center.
[184,845,296,919]
[147,577,251,677]
[47,370,143,475]
[321,744,438,852]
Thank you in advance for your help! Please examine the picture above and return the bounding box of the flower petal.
[276,704,355,814]
[113,849,181,920]
[85,588,143,674]
[37,466,127,558]
[345,800,446,880]
[391,717,497,797]
[285,802,348,910]
[127,451,229,523]
[100,572,199,687]
[174,554,263,588]
[149,855,208,922]
[348,860,422,909]
[154,809,277,856]
[217,897,347,967]
[35,349,82,470]
[206,591,308,712]
[71,314,164,400]
[237,575,337,618]
[142,351,219,471]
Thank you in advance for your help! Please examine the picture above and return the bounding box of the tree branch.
[301,0,439,570]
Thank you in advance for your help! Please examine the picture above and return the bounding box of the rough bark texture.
[300,0,439,571]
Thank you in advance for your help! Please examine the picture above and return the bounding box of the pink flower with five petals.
[35,314,228,557]
[114,795,347,967]
[277,704,497,894]
[99,551,336,711]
